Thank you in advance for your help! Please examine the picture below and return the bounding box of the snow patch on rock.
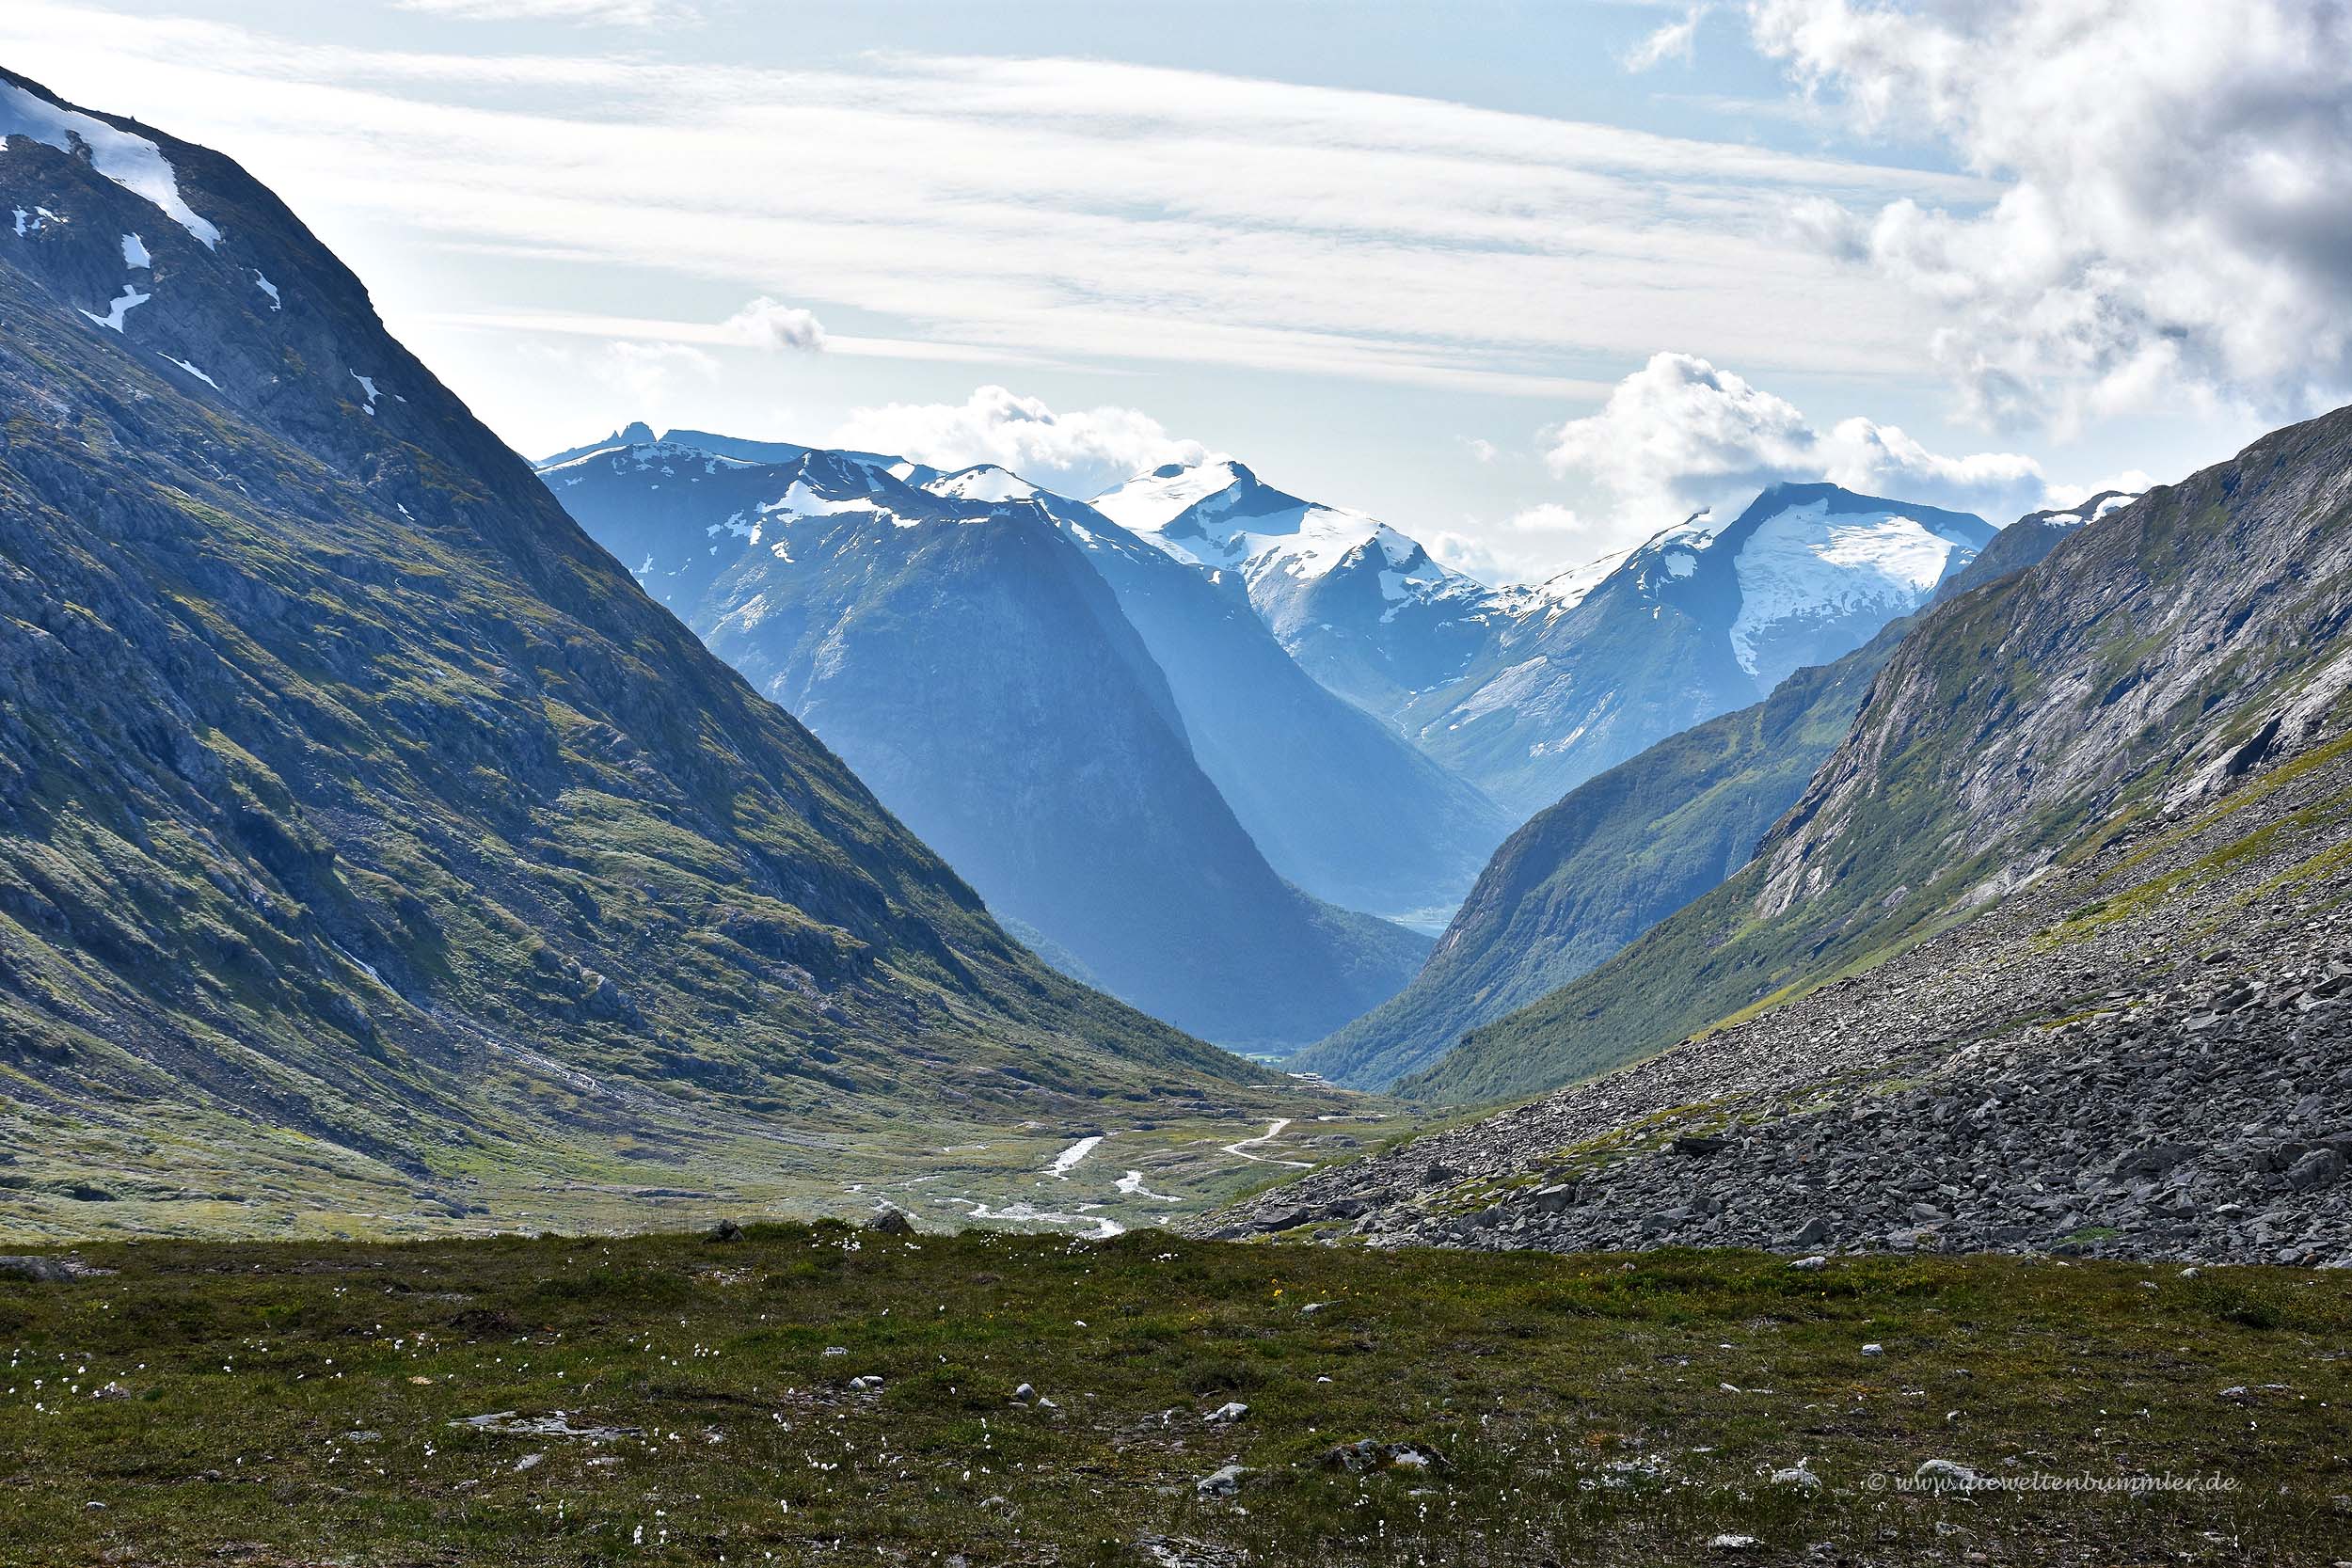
[0,82,220,246]
[81,283,149,332]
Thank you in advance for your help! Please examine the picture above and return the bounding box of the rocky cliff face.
[0,70,1266,1228]
[1754,439,2351,929]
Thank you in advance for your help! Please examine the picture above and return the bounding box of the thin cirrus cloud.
[392,0,694,24]
[1622,6,1708,71]
[0,0,1983,404]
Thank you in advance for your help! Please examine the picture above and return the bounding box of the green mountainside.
[1295,625,1901,1089]
[1403,409,2352,1105]
[0,70,1295,1237]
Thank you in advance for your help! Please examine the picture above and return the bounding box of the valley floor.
[0,1090,1406,1252]
[1,1227,2346,1565]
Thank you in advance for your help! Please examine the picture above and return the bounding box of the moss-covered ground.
[2,1227,2345,1565]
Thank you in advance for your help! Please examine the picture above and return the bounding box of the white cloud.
[1424,530,1512,584]
[1426,505,1615,585]
[596,339,717,413]
[1544,351,2053,542]
[0,1,1981,406]
[393,0,691,23]
[1506,502,1590,535]
[827,387,1204,497]
[1750,0,2352,428]
[1624,6,1708,71]
[723,297,826,353]
[1463,436,1499,463]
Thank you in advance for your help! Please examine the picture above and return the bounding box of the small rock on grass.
[1195,1464,1248,1498]
[0,1256,114,1282]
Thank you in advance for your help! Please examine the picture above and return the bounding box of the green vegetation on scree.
[2,1227,2346,1565]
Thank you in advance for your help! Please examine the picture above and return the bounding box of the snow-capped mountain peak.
[923,464,1040,504]
[1712,483,1994,685]
[535,436,757,482]
[1090,455,1259,533]
[1093,455,1474,596]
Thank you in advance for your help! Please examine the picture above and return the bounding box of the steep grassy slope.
[1404,408,2352,1105]
[0,70,1272,1228]
[1296,626,1902,1088]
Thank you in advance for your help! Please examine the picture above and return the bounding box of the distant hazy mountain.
[539,439,1430,1048]
[1092,462,2001,825]
[933,466,1513,924]
[548,434,1508,922]
[0,68,1261,1220]
[1397,483,1996,816]
[1092,458,1517,720]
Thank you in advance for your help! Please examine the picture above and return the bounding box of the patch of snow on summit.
[0,82,220,246]
[925,466,1036,504]
[1091,457,1248,533]
[1729,499,1963,677]
[1533,548,1630,615]
[119,232,148,268]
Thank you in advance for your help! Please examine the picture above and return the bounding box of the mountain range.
[536,437,1437,1049]
[16,65,2317,1268]
[1295,490,2130,1089]
[1093,461,1999,820]
[0,68,1289,1232]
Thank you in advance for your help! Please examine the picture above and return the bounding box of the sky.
[5,0,2344,584]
